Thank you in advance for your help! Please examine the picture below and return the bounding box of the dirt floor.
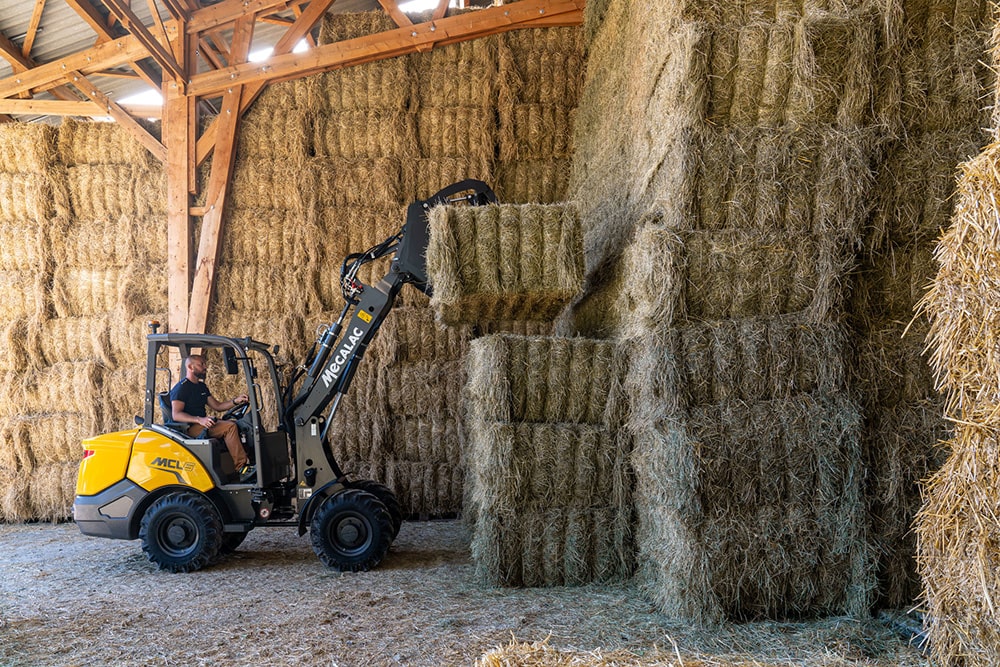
[0,520,928,667]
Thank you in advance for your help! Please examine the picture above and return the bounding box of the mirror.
[223,346,240,375]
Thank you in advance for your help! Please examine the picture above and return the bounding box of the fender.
[297,479,347,535]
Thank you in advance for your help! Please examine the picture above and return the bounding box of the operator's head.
[184,354,208,381]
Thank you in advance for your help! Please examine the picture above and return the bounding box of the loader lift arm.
[282,180,497,493]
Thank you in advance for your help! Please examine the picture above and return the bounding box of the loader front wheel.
[348,479,403,539]
[139,491,222,573]
[311,489,392,571]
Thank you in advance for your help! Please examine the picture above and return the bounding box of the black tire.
[348,479,403,539]
[218,531,249,557]
[139,492,223,573]
[310,489,392,572]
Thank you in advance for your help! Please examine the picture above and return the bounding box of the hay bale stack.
[426,203,584,325]
[465,334,633,586]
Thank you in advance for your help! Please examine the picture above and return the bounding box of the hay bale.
[865,399,949,609]
[868,132,983,250]
[627,319,849,420]
[57,117,156,168]
[0,220,47,270]
[310,157,403,208]
[412,39,498,109]
[916,423,1000,664]
[0,319,35,372]
[50,214,167,268]
[851,319,937,408]
[0,172,64,222]
[375,306,471,364]
[785,13,877,128]
[498,29,585,106]
[25,461,79,522]
[0,465,33,522]
[919,142,1000,410]
[471,506,634,587]
[387,360,464,420]
[0,416,34,473]
[99,365,146,433]
[52,264,166,319]
[402,157,495,202]
[389,414,463,465]
[318,10,399,45]
[312,109,417,160]
[851,244,938,323]
[500,104,575,162]
[624,222,855,326]
[219,207,323,270]
[65,164,165,219]
[108,312,165,369]
[633,393,870,621]
[495,159,572,205]
[426,203,583,325]
[250,76,321,114]
[207,311,306,364]
[237,108,313,160]
[213,264,320,314]
[230,158,308,211]
[21,362,102,421]
[0,122,57,174]
[0,270,50,320]
[317,60,413,112]
[39,316,113,367]
[415,107,495,161]
[466,335,622,426]
[384,459,463,516]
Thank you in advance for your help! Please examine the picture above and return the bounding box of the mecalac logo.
[321,326,365,388]
[151,457,195,473]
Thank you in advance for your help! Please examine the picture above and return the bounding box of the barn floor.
[0,520,927,666]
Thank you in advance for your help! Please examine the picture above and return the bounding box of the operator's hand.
[233,394,248,406]
[197,416,216,428]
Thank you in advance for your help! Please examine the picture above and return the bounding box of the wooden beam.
[68,72,167,161]
[64,0,114,44]
[196,0,335,164]
[187,0,302,33]
[378,0,413,28]
[189,0,584,97]
[432,0,449,21]
[0,28,175,99]
[104,0,186,83]
[0,30,35,71]
[65,0,163,91]
[165,80,193,335]
[187,15,254,335]
[0,98,160,117]
[22,0,47,58]
[187,85,242,334]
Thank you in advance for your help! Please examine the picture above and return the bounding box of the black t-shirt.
[169,378,212,418]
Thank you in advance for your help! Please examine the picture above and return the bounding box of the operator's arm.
[171,400,216,429]
[206,393,248,413]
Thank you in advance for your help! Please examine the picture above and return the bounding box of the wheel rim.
[158,514,200,558]
[328,511,372,557]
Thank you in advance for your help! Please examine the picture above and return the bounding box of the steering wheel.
[222,400,250,422]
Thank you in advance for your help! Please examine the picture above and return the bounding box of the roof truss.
[0,0,585,336]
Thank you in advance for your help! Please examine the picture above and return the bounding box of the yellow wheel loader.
[73,180,497,573]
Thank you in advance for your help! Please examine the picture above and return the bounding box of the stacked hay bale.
[56,119,167,437]
[914,113,1000,663]
[464,334,633,586]
[496,28,584,203]
[0,124,68,521]
[850,3,991,609]
[305,12,583,515]
[571,0,992,620]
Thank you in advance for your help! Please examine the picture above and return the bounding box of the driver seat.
[158,391,200,436]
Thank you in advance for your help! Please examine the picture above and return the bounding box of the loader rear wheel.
[311,489,392,572]
[139,492,222,573]
[348,480,402,539]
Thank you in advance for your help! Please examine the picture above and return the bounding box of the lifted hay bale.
[426,203,583,325]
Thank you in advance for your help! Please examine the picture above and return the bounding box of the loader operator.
[170,354,254,482]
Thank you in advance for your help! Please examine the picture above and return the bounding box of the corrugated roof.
[0,0,382,121]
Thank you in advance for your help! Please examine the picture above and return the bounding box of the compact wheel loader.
[73,180,497,573]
